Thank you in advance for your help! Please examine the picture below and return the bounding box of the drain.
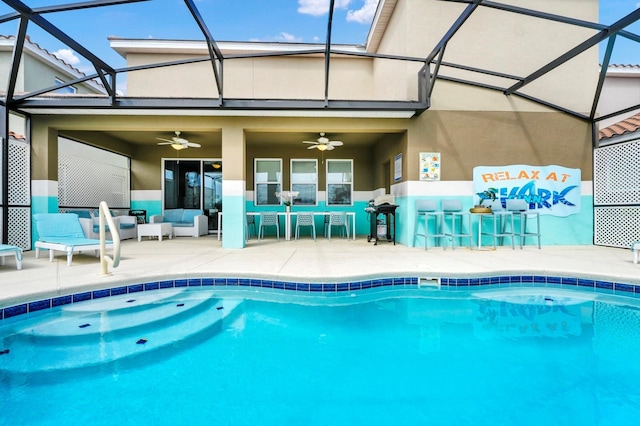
[418,277,440,288]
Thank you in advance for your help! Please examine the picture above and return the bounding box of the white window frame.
[290,158,318,206]
[55,77,77,94]
[254,158,282,206]
[326,159,353,206]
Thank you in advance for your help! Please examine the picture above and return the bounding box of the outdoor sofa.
[150,208,208,237]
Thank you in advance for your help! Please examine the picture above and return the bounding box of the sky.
[0,0,638,77]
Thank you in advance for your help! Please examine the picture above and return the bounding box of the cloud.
[276,32,302,42]
[346,0,379,24]
[298,0,352,17]
[250,32,304,43]
[52,48,80,66]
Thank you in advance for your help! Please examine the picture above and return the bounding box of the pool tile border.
[2,274,640,320]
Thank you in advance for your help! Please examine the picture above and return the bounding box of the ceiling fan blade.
[186,142,201,148]
[302,141,317,144]
[326,145,335,150]
[307,145,318,150]
[157,142,172,145]
[329,141,343,146]
[156,137,173,143]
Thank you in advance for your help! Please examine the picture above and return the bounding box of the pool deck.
[1,235,639,308]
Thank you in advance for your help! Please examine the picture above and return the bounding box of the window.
[255,159,282,205]
[55,77,77,94]
[326,159,353,206]
[291,159,317,205]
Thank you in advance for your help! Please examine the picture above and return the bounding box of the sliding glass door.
[163,159,222,232]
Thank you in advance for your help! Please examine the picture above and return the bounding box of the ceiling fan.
[302,132,343,151]
[156,131,201,150]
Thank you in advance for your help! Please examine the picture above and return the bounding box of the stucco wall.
[126,53,375,100]
[373,0,599,113]
[405,110,593,181]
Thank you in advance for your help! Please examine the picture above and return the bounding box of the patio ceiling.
[60,129,392,149]
[0,0,637,123]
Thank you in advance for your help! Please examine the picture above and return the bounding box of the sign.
[419,152,440,181]
[394,153,402,182]
[473,165,581,216]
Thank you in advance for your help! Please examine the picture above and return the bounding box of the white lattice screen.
[594,139,640,248]
[58,138,130,208]
[8,139,30,205]
[0,137,31,249]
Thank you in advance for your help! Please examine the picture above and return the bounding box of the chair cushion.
[163,209,184,223]
[34,213,85,239]
[120,223,136,230]
[172,222,193,228]
[68,210,92,219]
[182,209,204,223]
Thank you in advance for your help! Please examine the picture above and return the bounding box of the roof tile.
[599,112,640,140]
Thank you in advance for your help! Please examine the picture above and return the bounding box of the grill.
[365,201,398,245]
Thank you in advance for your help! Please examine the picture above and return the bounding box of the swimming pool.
[2,284,640,425]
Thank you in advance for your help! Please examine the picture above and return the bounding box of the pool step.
[16,289,218,342]
[0,290,243,374]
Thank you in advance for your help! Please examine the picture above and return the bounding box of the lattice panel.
[8,207,31,249]
[594,206,640,248]
[594,140,640,205]
[59,153,130,208]
[0,207,31,250]
[8,138,31,205]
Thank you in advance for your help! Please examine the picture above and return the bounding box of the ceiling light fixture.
[171,143,187,151]
[316,144,328,151]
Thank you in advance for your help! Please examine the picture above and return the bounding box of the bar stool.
[413,199,446,250]
[507,199,541,249]
[479,200,515,249]
[442,199,473,250]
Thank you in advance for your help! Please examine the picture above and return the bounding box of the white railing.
[98,201,121,275]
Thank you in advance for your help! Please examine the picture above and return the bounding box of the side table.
[138,222,173,241]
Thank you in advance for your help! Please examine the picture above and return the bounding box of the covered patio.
[1,0,639,251]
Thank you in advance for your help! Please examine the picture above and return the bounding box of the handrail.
[98,201,121,275]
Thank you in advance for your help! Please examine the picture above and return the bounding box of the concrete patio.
[1,234,638,308]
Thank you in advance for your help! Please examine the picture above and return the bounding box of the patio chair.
[326,212,349,240]
[507,199,541,249]
[413,199,446,250]
[479,200,515,249]
[258,212,280,241]
[72,209,136,241]
[442,199,472,250]
[246,215,257,239]
[295,212,316,241]
[0,244,23,270]
[34,213,114,266]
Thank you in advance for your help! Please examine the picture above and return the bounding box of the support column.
[30,123,59,247]
[221,123,246,248]
[1,106,7,244]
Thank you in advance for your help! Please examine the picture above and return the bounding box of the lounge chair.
[0,244,22,270]
[34,213,113,266]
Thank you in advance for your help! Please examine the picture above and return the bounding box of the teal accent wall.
[246,200,371,240]
[400,195,593,248]
[130,200,162,223]
[223,194,246,248]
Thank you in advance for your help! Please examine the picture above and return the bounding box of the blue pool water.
[2,287,640,425]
